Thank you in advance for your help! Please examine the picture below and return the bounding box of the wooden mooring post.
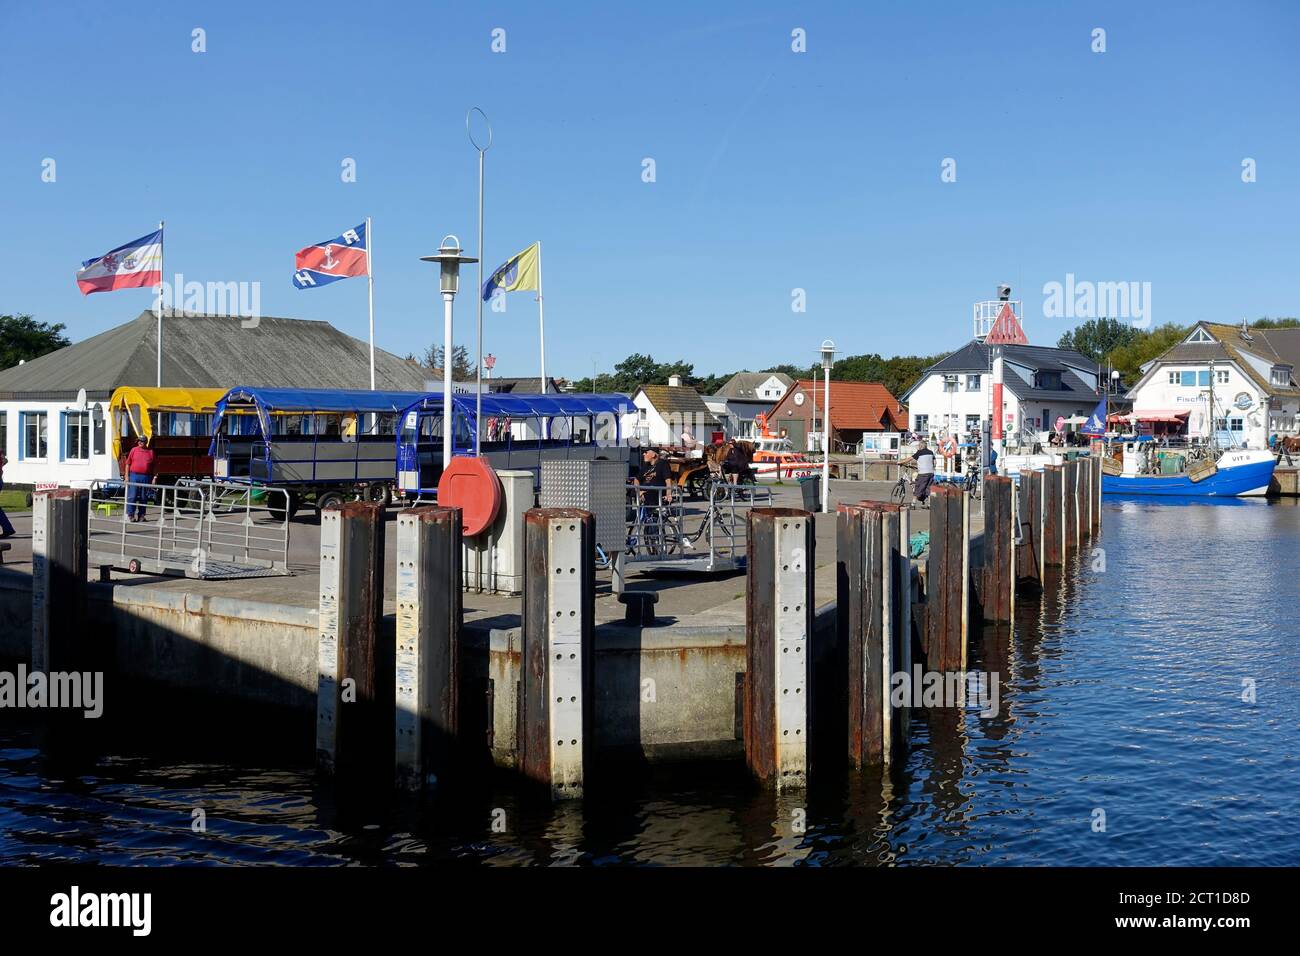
[746,508,813,788]
[982,475,1015,623]
[519,509,595,800]
[837,502,908,768]
[394,505,463,792]
[925,484,966,673]
[1042,465,1064,568]
[1092,453,1104,532]
[316,501,389,778]
[31,489,90,673]
[1016,470,1041,588]
[1063,459,1079,559]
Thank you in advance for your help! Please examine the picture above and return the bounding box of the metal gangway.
[622,481,773,574]
[87,479,292,579]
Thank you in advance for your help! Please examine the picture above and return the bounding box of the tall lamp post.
[468,108,493,455]
[421,235,478,468]
[819,339,836,514]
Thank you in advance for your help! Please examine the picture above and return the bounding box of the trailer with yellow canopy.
[109,386,227,483]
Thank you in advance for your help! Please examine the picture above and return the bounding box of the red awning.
[1132,408,1191,423]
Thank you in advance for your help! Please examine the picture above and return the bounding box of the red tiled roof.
[787,380,908,430]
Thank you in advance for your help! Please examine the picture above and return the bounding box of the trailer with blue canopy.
[396,391,634,499]
[209,386,425,518]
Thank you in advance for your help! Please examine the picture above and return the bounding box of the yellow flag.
[482,242,539,300]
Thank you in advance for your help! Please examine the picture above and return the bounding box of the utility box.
[540,459,627,556]
[464,469,532,594]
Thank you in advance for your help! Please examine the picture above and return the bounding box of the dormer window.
[1187,327,1215,344]
[1272,367,1291,387]
[1036,370,1062,389]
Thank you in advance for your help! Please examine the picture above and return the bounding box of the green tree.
[1056,318,1142,363]
[830,352,949,398]
[0,314,70,369]
[419,343,472,380]
[1104,322,1188,385]
[1248,316,1300,329]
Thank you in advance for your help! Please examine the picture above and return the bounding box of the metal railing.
[623,481,773,572]
[87,478,291,579]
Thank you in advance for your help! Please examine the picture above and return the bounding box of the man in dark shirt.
[639,448,674,504]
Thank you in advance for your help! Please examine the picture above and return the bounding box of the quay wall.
[0,569,838,764]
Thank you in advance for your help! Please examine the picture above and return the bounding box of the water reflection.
[2,500,1299,865]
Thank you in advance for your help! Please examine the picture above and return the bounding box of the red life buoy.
[437,456,503,537]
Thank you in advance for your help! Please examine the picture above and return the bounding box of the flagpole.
[537,241,546,394]
[156,219,165,387]
[367,216,375,390]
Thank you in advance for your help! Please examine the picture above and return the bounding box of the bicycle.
[890,466,914,505]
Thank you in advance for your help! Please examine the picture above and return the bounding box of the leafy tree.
[0,314,70,369]
[419,343,472,380]
[830,352,949,398]
[1248,316,1300,329]
[1056,318,1143,363]
[1103,322,1188,385]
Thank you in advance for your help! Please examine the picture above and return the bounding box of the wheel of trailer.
[316,491,347,515]
[685,472,708,501]
[365,481,392,508]
[268,492,298,523]
[127,559,142,574]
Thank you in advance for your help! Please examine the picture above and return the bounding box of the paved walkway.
[1,480,982,628]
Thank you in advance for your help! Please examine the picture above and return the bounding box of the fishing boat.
[1100,438,1275,497]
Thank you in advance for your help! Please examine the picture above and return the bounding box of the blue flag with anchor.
[1081,396,1107,436]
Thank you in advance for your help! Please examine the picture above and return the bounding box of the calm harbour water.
[2,498,1298,866]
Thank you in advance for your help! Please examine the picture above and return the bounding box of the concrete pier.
[519,509,595,800]
[745,508,813,789]
[394,505,463,792]
[316,501,389,778]
[31,489,89,673]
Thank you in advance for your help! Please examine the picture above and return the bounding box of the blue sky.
[2,0,1297,382]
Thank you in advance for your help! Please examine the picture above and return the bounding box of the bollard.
[519,509,595,800]
[1042,465,1063,568]
[925,484,964,673]
[1017,471,1041,587]
[316,501,387,778]
[983,476,1014,622]
[1093,453,1104,532]
[1080,457,1094,540]
[394,506,462,792]
[746,508,813,789]
[838,503,890,768]
[31,489,89,673]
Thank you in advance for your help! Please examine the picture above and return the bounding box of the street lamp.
[819,339,836,514]
[1110,369,1120,394]
[420,235,478,468]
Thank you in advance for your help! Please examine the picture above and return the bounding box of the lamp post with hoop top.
[468,108,493,455]
[420,235,477,468]
[819,339,836,514]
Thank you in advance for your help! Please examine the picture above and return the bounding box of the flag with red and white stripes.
[75,228,163,295]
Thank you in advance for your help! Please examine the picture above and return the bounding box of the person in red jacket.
[124,436,157,522]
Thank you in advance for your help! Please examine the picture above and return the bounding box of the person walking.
[0,450,15,538]
[124,436,157,522]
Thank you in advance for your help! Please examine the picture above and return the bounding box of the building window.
[1197,370,1211,386]
[63,411,90,461]
[914,414,929,434]
[942,374,959,392]
[22,411,48,460]
[1036,371,1061,389]
[966,374,980,391]
[965,414,980,434]
[1216,369,1229,384]
[1168,371,1179,385]
[1272,367,1291,387]
[1180,371,1196,387]
[1229,418,1244,432]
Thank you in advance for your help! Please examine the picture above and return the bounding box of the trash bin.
[798,474,821,511]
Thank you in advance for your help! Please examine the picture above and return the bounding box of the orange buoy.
[437,456,503,537]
